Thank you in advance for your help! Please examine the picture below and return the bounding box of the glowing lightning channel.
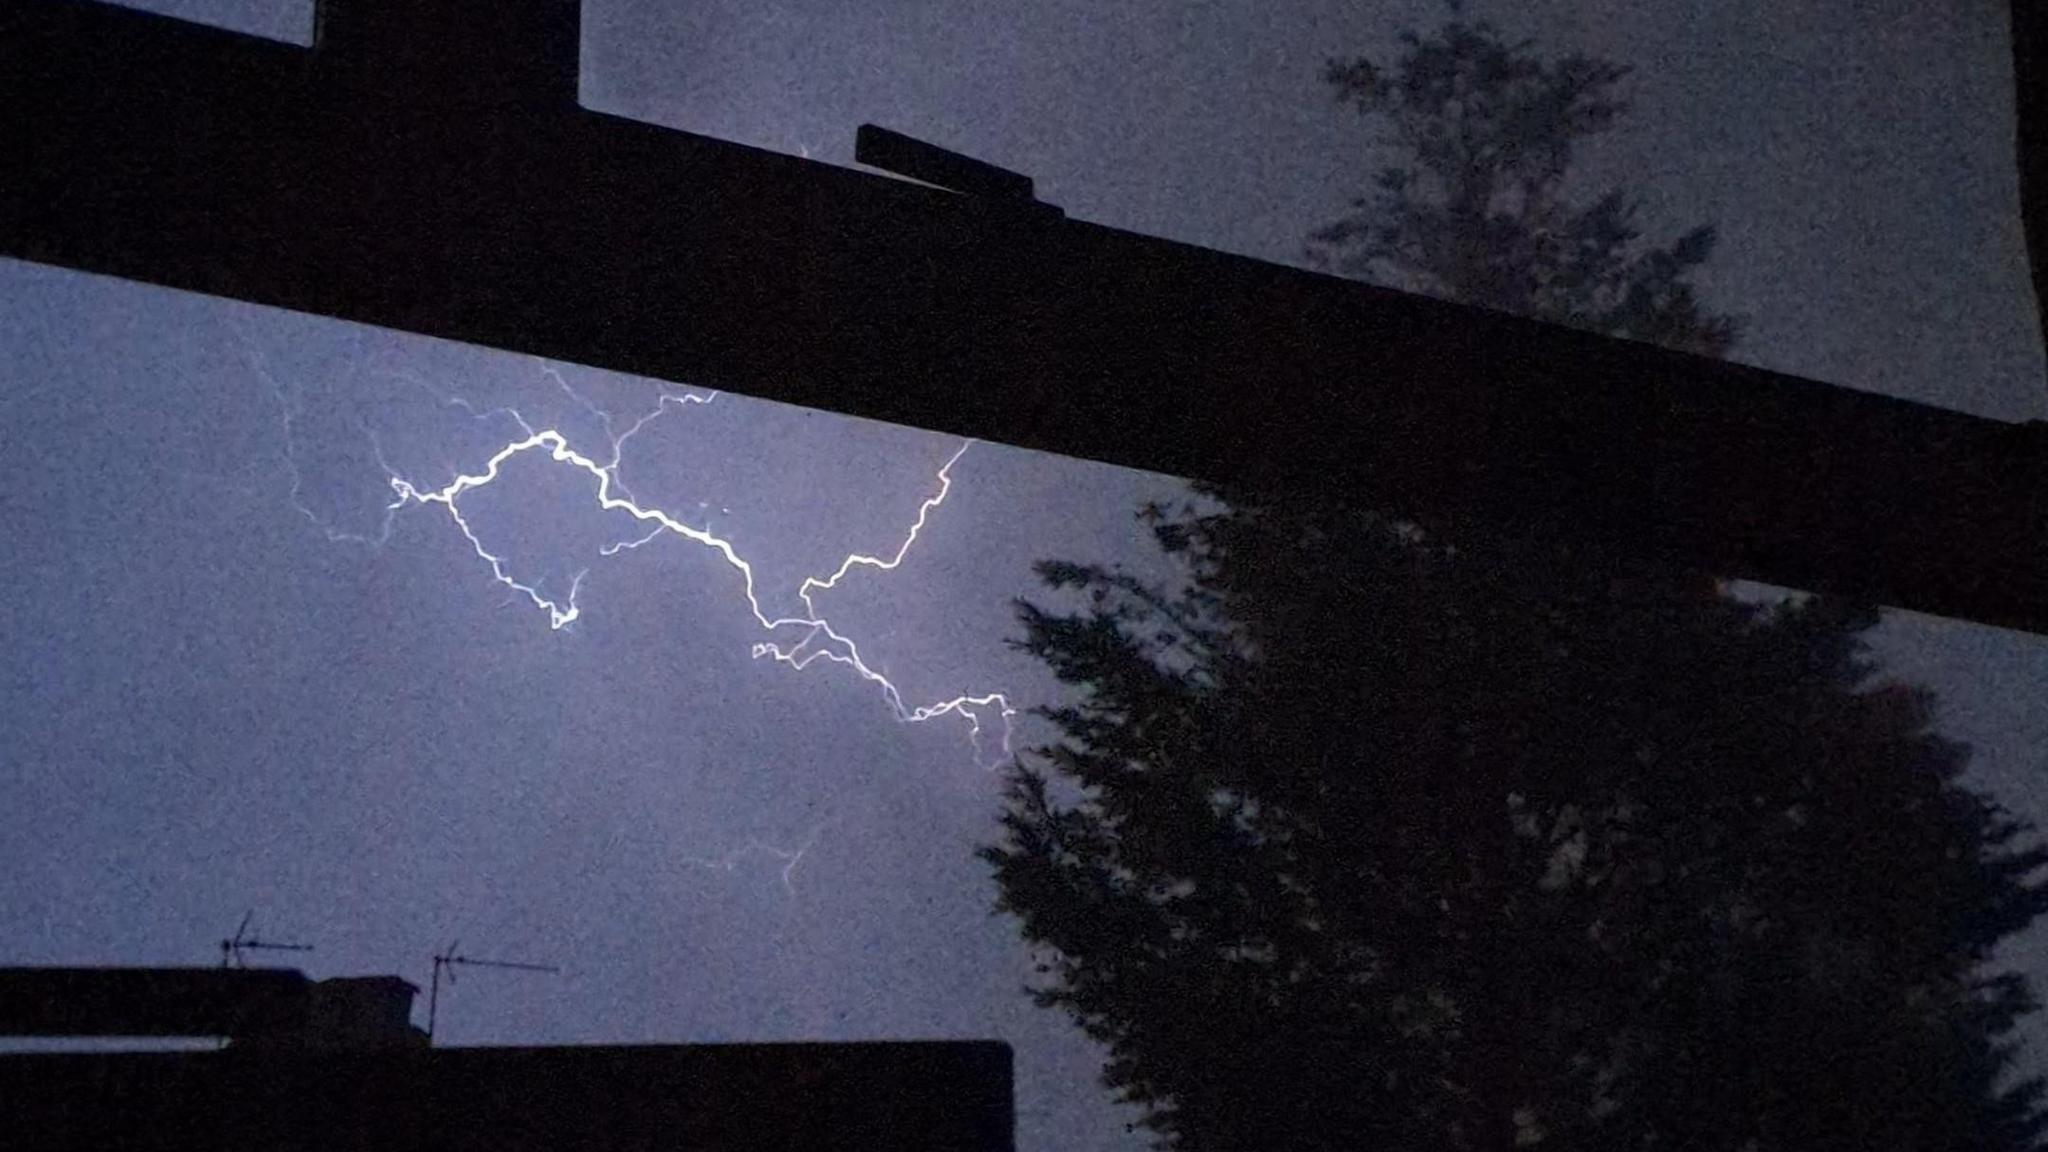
[245,338,409,547]
[682,824,828,894]
[745,441,1018,769]
[538,362,715,505]
[253,347,1015,768]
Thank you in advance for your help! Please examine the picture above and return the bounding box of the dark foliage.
[986,15,2048,1151]
[1307,16,1737,356]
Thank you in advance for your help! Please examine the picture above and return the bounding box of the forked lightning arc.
[246,341,1017,773]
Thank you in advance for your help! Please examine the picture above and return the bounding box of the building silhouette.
[0,966,1014,1151]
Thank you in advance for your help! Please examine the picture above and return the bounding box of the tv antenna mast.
[427,939,558,1044]
[218,910,314,969]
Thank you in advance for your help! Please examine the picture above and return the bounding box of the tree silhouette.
[985,16,2048,1151]
[1305,16,1737,357]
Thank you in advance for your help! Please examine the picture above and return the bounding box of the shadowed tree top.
[1309,16,1739,356]
[987,12,2048,1151]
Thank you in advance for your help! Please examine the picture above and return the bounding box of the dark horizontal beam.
[5,0,2045,634]
[855,124,1043,203]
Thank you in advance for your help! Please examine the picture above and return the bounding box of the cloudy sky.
[4,2,2046,1149]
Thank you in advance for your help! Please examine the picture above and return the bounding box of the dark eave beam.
[4,0,2045,634]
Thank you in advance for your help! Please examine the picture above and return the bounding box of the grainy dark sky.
[3,2,2046,1149]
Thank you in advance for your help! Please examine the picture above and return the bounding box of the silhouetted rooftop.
[0,966,1014,1148]
[3,1039,1015,1150]
[0,967,424,1048]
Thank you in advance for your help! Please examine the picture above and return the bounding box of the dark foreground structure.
[0,968,1014,1151]
[4,0,2046,636]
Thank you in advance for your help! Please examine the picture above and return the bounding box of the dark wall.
[1,1041,1015,1151]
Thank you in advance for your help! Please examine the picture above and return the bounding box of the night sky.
[4,2,2047,1149]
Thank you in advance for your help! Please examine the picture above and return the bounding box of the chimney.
[311,0,581,110]
[292,977,423,1050]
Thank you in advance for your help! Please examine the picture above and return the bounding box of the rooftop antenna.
[427,939,558,1045]
[219,910,314,969]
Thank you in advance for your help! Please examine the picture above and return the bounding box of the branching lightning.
[244,343,1016,773]
[245,340,409,548]
[682,824,829,894]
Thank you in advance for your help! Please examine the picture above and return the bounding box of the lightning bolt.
[746,440,1016,770]
[244,337,409,547]
[682,824,828,894]
[244,343,1016,769]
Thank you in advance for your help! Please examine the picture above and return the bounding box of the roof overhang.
[5,0,2044,633]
